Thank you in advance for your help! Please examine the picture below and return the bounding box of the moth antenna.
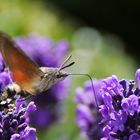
[59,55,72,70]
[68,73,99,108]
[60,62,75,70]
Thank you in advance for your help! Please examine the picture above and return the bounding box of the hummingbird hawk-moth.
[0,31,98,107]
[0,31,74,96]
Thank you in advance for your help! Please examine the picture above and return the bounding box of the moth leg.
[24,94,33,102]
[19,89,32,98]
[18,91,33,102]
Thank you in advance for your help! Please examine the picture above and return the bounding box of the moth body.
[36,67,68,93]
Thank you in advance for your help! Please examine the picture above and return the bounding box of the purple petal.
[11,134,20,140]
[15,99,25,113]
[26,102,36,113]
[121,95,139,115]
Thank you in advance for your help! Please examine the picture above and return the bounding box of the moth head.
[40,67,68,83]
[55,60,75,81]
[54,60,75,82]
[40,56,75,85]
[54,69,68,81]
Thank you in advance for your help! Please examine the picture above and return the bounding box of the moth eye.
[40,75,44,79]
[56,74,61,78]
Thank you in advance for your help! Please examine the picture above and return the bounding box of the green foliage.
[0,0,75,39]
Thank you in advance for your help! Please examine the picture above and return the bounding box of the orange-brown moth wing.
[0,32,44,95]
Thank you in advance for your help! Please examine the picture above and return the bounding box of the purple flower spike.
[75,80,103,139]
[99,74,140,139]
[76,69,140,140]
[0,97,37,140]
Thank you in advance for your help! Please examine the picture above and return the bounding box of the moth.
[0,31,74,96]
[0,32,98,107]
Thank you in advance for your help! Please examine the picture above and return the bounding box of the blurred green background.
[0,0,138,139]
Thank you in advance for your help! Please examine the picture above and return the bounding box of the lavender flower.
[99,70,140,140]
[16,34,69,129]
[75,80,103,139]
[0,56,37,140]
[0,100,37,140]
[76,69,140,140]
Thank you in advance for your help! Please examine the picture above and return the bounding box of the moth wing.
[0,32,44,95]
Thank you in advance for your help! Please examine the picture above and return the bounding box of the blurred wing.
[0,32,44,95]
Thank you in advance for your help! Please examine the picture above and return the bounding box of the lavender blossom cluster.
[0,100,37,140]
[16,34,69,129]
[76,69,140,140]
[75,80,103,139]
[0,55,37,140]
